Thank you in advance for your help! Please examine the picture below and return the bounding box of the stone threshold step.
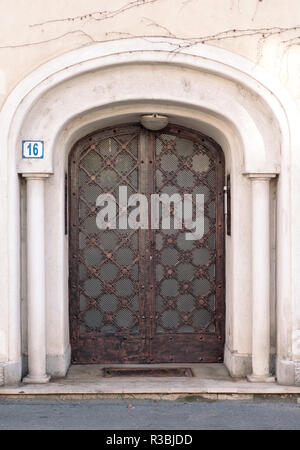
[0,393,300,402]
[1,379,300,397]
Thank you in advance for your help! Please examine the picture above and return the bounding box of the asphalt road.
[0,398,299,430]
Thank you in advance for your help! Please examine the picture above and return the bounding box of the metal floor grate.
[102,367,194,377]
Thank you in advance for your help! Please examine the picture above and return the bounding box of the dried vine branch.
[29,0,162,28]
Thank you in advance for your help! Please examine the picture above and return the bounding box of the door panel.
[69,124,225,364]
[149,129,225,362]
[69,127,148,363]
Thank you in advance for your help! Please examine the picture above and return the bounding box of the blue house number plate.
[22,140,44,159]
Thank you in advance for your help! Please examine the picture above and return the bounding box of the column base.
[0,360,22,386]
[23,374,51,384]
[276,358,298,386]
[46,344,71,378]
[224,345,252,378]
[247,374,275,383]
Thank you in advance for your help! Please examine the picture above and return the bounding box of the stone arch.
[0,37,297,385]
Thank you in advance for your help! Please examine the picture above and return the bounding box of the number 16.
[27,143,39,156]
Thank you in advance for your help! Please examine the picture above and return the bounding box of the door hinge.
[224,174,231,236]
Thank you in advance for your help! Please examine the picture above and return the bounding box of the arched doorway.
[69,124,225,364]
[5,38,287,385]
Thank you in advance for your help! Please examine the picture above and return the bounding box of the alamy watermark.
[96,186,205,241]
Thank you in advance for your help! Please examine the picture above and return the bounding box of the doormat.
[102,367,194,378]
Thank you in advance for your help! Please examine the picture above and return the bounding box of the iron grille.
[69,124,225,364]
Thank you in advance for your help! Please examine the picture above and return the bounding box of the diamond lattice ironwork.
[69,125,225,364]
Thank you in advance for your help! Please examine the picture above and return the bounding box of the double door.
[69,124,225,364]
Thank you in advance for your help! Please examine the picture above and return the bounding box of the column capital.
[244,173,277,181]
[22,173,51,180]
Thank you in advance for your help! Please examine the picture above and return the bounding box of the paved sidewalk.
[0,398,299,430]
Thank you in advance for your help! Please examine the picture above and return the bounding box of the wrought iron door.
[69,124,225,364]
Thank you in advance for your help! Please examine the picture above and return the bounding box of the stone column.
[22,174,50,384]
[247,174,276,382]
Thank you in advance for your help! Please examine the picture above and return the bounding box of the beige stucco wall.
[0,0,300,110]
